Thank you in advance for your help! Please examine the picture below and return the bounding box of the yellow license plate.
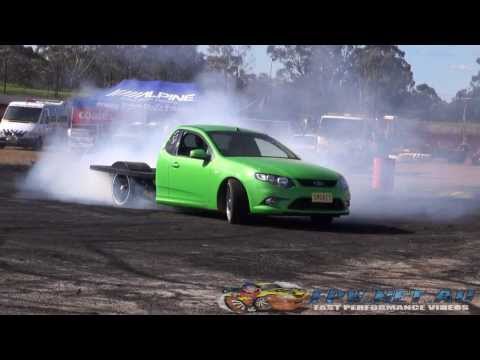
[312,192,333,203]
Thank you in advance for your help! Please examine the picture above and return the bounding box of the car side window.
[177,132,208,157]
[255,137,289,158]
[44,107,50,123]
[165,130,182,155]
[50,107,57,124]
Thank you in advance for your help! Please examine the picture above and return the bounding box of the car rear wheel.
[310,215,333,226]
[226,179,249,224]
[112,173,136,207]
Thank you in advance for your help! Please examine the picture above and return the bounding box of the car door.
[168,130,214,207]
[155,129,182,201]
[42,107,54,138]
[47,106,58,138]
[56,106,69,143]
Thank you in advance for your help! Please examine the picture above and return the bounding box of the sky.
[400,45,480,101]
[200,45,480,102]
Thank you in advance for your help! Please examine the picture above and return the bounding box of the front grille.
[296,179,337,187]
[2,129,27,138]
[288,198,346,211]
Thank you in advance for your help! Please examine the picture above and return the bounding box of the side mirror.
[189,148,208,160]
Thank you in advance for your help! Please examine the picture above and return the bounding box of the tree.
[36,45,97,95]
[205,45,253,91]
[266,45,360,117]
[142,46,205,82]
[470,57,480,93]
[267,45,313,82]
[0,46,47,91]
[415,83,442,102]
[88,45,125,87]
[64,46,97,88]
[406,83,444,120]
[448,58,480,123]
[0,46,10,94]
[350,45,415,116]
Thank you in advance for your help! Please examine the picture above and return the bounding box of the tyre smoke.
[17,68,480,221]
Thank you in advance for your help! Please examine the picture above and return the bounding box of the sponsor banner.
[105,89,195,103]
[73,80,197,106]
[70,79,198,125]
[71,107,116,126]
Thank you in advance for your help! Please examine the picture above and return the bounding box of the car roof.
[8,101,45,108]
[178,124,258,133]
[9,100,64,108]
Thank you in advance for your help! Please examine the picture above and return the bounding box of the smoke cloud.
[17,50,480,222]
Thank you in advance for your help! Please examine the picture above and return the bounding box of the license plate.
[312,192,333,203]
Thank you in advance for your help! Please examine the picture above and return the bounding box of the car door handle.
[171,162,180,168]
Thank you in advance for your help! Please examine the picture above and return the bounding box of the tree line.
[0,45,479,123]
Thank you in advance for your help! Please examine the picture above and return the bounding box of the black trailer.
[90,161,155,207]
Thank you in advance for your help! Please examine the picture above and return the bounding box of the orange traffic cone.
[372,157,395,192]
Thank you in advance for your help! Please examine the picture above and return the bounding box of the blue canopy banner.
[71,79,199,125]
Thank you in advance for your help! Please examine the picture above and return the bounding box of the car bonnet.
[228,157,339,180]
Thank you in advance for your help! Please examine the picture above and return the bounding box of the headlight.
[338,175,349,192]
[255,173,294,188]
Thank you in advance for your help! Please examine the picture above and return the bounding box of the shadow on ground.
[175,208,413,235]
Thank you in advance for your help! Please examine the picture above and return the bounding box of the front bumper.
[247,181,350,216]
[0,135,36,147]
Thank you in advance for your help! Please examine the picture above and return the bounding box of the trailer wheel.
[112,173,136,207]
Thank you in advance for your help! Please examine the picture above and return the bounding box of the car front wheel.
[226,179,249,224]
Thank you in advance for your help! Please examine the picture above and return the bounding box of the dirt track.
[1,148,480,314]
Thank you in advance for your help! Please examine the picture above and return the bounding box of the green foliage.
[264,45,418,118]
[1,83,72,99]
[0,45,478,123]
[0,45,207,96]
[449,57,480,122]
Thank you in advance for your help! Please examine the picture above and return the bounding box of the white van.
[317,114,369,141]
[0,100,68,150]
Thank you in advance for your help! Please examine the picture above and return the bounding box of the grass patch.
[0,83,74,100]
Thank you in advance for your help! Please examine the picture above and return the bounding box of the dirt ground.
[0,148,480,314]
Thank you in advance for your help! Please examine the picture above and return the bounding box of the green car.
[91,125,351,225]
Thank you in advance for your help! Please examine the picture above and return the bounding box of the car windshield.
[208,131,299,159]
[3,106,42,123]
